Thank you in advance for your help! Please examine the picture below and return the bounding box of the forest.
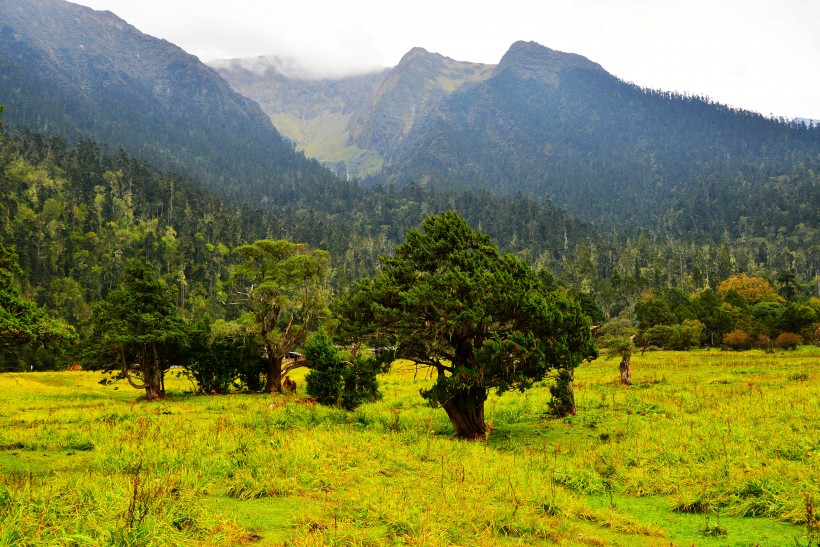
[1,119,818,383]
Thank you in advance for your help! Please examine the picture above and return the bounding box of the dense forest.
[1,121,818,377]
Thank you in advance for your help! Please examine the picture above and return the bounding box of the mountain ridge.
[0,0,350,208]
[214,40,819,234]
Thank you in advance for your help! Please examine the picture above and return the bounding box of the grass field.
[1,347,819,545]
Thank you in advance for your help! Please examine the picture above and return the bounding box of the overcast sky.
[71,0,819,120]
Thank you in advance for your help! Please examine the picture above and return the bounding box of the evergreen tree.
[336,212,597,439]
[88,260,187,400]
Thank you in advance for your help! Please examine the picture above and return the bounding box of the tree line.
[1,121,818,437]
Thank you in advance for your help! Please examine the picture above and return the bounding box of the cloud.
[207,55,384,80]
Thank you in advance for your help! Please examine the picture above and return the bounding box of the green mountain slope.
[217,40,819,239]
[0,0,353,208]
[211,48,494,180]
[388,41,820,235]
[211,56,389,178]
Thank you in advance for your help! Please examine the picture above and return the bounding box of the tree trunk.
[144,376,163,400]
[442,386,488,440]
[550,368,576,417]
[144,346,164,400]
[265,355,283,393]
[619,354,632,385]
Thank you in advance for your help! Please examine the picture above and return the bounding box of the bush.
[641,320,704,350]
[755,334,774,353]
[304,330,381,410]
[774,332,802,350]
[304,330,345,406]
[723,329,751,350]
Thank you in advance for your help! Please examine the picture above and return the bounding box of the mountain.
[389,41,820,228]
[0,0,352,208]
[216,41,820,236]
[212,48,494,180]
[210,56,390,179]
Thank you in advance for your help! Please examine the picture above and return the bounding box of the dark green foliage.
[304,330,345,406]
[337,212,597,438]
[0,242,75,369]
[340,355,383,410]
[571,290,605,325]
[88,260,187,399]
[0,242,44,351]
[236,356,267,393]
[641,321,705,351]
[183,319,243,394]
[775,304,817,336]
[635,299,676,330]
[304,329,381,410]
[723,290,750,310]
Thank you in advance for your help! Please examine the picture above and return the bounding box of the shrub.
[642,320,704,350]
[304,330,381,410]
[755,334,774,353]
[774,332,802,350]
[723,329,751,350]
[304,330,345,406]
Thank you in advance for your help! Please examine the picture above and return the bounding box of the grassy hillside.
[2,348,818,545]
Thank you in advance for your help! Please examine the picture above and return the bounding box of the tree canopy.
[227,240,331,393]
[0,242,74,358]
[89,259,187,399]
[336,212,598,438]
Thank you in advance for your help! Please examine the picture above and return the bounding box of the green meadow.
[1,347,819,546]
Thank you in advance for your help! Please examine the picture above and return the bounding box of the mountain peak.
[496,40,605,85]
[393,46,450,72]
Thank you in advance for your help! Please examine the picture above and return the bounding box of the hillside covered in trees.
[1,126,817,375]
[217,41,820,238]
[0,0,818,386]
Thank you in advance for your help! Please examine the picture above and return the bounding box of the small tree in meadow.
[606,335,635,385]
[722,329,751,351]
[226,240,331,394]
[88,260,187,400]
[304,329,381,410]
[774,332,802,350]
[304,330,345,406]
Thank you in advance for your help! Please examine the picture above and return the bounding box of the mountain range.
[214,41,820,231]
[0,0,353,210]
[1,0,818,240]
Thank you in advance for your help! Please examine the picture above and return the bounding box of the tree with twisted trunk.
[89,260,185,400]
[336,212,597,439]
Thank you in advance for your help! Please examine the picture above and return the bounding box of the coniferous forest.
[1,122,818,378]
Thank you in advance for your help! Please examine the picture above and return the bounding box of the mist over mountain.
[211,48,496,180]
[0,0,352,208]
